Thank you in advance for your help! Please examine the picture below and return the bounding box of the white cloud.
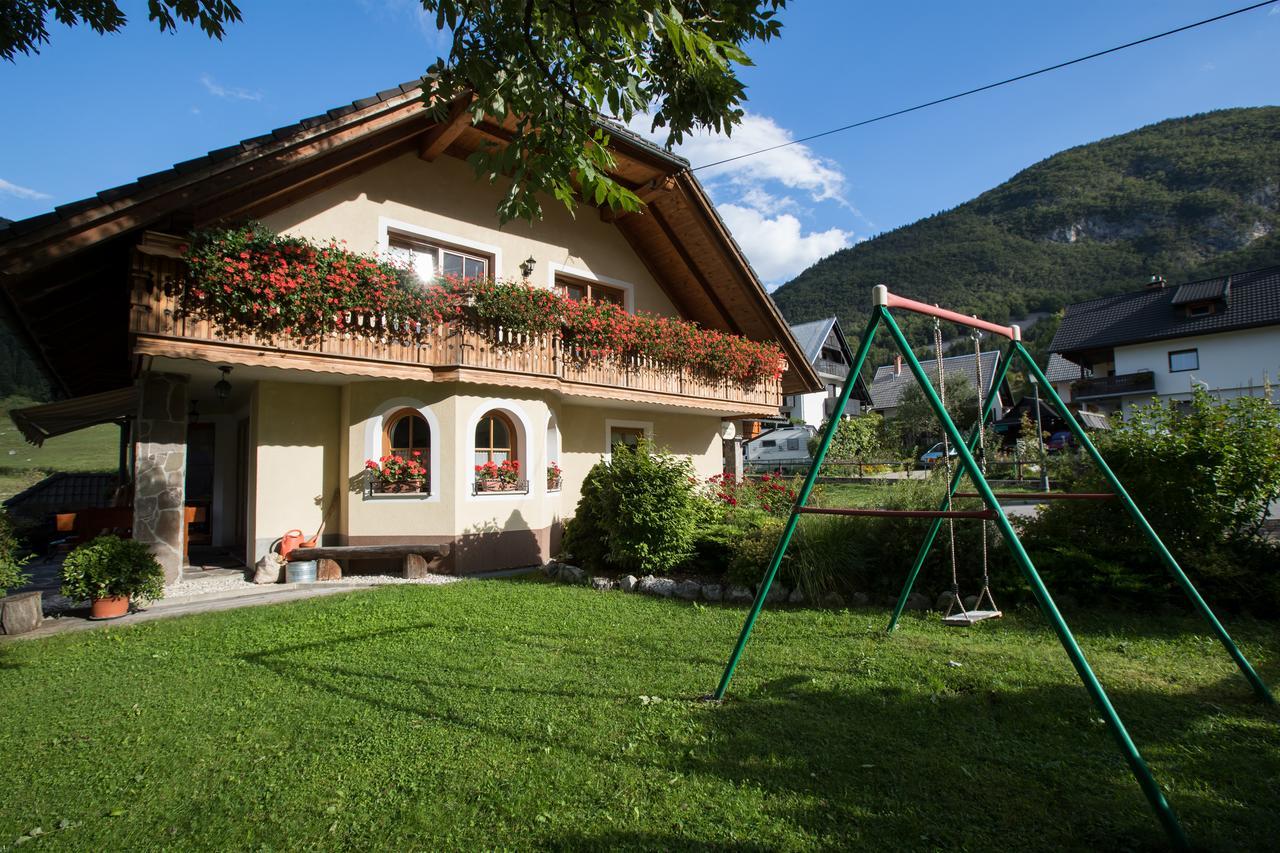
[717,203,851,288]
[0,178,51,201]
[200,73,263,102]
[632,111,847,205]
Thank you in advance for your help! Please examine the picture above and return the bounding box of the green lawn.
[0,396,117,501]
[2,582,1277,850]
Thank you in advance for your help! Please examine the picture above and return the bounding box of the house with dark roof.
[777,317,872,427]
[869,350,1011,420]
[1050,267,1280,416]
[0,82,819,581]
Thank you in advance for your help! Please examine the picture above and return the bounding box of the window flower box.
[365,456,429,495]
[547,461,562,492]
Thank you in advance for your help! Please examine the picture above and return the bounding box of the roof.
[1051,266,1280,357]
[2,472,119,518]
[1044,353,1089,384]
[789,317,838,365]
[8,387,137,446]
[869,350,1003,411]
[0,81,821,397]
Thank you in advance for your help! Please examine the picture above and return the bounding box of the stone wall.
[134,373,188,583]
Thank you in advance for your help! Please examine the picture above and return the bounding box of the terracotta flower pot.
[90,595,129,620]
[406,477,426,493]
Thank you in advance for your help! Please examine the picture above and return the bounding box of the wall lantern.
[214,366,233,400]
[519,255,536,279]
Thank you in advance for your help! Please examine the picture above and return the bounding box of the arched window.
[475,411,517,466]
[384,409,431,460]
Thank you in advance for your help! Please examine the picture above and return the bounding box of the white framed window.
[388,235,489,284]
[604,418,652,461]
[547,263,635,313]
[377,217,503,284]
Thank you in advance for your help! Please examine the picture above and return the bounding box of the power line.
[691,0,1278,172]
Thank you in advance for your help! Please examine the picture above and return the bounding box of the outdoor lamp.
[214,366,233,400]
[519,255,536,279]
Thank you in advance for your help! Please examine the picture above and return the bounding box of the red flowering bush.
[184,225,786,386]
[704,472,799,517]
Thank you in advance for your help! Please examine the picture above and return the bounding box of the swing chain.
[935,319,963,618]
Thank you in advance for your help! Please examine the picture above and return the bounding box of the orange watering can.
[279,529,317,559]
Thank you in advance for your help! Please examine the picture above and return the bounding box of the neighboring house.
[0,82,819,580]
[869,351,1011,420]
[1050,268,1280,417]
[1044,353,1091,405]
[777,317,873,428]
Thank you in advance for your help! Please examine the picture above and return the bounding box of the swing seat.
[942,608,1002,627]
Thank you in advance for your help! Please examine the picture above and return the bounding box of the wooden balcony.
[128,248,783,416]
[1071,370,1156,401]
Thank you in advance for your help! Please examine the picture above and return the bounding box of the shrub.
[563,439,704,574]
[702,472,798,517]
[61,535,165,604]
[725,515,785,587]
[1016,388,1280,612]
[0,511,30,595]
[808,413,884,462]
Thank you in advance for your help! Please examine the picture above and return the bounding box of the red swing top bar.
[873,285,1019,340]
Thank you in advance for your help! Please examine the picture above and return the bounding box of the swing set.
[711,285,1274,850]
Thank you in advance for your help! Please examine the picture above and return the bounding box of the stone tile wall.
[134,373,188,583]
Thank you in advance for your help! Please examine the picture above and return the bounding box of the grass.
[2,582,1278,850]
[0,396,117,501]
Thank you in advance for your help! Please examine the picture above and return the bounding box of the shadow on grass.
[237,619,1280,852]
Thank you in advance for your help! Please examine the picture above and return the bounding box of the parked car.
[919,442,958,468]
[1046,430,1075,453]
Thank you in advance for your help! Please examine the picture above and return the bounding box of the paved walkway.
[4,566,462,642]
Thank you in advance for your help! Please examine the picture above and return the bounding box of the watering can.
[280,529,318,559]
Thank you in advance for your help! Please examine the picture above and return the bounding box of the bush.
[1016,389,1280,612]
[808,413,885,462]
[0,511,30,595]
[724,514,785,587]
[61,535,165,604]
[563,439,704,574]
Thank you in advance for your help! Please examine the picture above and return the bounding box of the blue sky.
[2,1,1278,286]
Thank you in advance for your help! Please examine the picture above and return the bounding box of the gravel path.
[165,572,460,601]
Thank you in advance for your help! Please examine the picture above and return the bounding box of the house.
[1050,268,1280,417]
[0,83,820,581]
[869,350,1011,420]
[777,317,873,428]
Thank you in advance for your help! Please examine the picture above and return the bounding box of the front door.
[184,423,215,547]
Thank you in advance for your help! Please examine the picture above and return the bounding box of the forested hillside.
[772,107,1280,361]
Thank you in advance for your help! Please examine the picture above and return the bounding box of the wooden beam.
[600,175,677,223]
[647,203,743,335]
[418,96,475,162]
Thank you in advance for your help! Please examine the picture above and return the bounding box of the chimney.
[1147,274,1166,290]
[893,354,903,376]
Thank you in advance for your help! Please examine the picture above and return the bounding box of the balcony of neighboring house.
[813,357,849,380]
[127,235,784,416]
[823,395,861,418]
[1071,370,1156,401]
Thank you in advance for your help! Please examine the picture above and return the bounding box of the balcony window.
[389,235,489,284]
[1168,349,1199,373]
[557,275,626,309]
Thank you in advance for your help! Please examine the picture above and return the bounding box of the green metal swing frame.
[711,285,1274,851]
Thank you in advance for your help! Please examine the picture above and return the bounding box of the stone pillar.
[134,373,188,583]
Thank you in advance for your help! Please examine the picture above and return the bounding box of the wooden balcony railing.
[129,249,783,412]
[1071,371,1156,401]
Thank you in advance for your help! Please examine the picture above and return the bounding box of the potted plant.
[61,534,164,619]
[475,459,521,491]
[365,455,428,493]
[546,461,562,491]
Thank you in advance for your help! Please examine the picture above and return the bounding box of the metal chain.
[935,320,961,613]
[973,331,991,598]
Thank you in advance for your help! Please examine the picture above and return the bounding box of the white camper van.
[744,424,816,472]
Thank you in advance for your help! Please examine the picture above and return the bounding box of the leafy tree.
[1,1,242,61]
[808,413,883,461]
[421,0,787,222]
[888,375,978,454]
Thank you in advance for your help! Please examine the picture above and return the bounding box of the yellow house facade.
[1,83,819,579]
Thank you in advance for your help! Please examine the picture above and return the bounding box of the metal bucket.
[286,560,318,584]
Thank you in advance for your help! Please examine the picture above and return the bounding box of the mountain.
[771,107,1280,361]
